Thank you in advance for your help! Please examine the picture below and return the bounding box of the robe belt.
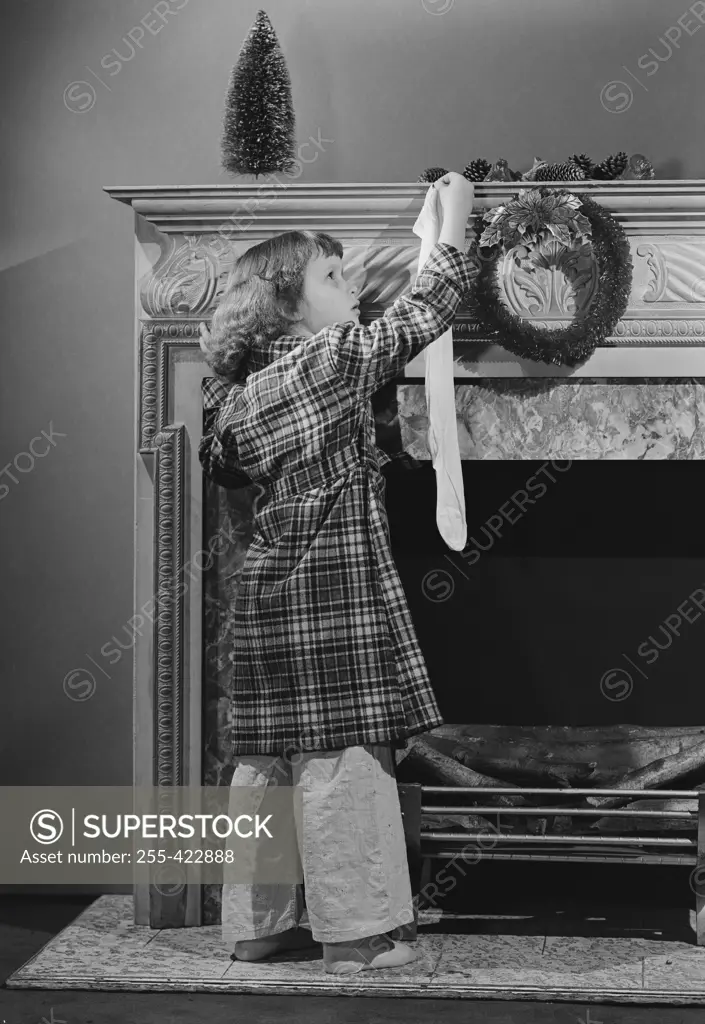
[265,442,373,502]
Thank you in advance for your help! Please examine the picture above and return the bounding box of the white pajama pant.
[221,743,415,945]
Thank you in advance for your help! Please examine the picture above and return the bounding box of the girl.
[199,172,477,975]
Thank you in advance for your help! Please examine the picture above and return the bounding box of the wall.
[0,0,703,880]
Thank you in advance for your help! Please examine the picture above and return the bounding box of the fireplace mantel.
[107,181,705,930]
[106,181,705,380]
[106,180,705,236]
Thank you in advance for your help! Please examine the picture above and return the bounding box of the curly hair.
[202,230,344,383]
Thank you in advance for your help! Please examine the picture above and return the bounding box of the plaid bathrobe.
[199,240,478,756]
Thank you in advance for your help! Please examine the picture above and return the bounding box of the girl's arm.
[325,240,478,401]
[198,377,253,489]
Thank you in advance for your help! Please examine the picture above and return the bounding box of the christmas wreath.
[468,187,633,367]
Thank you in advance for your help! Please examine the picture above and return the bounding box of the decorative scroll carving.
[136,235,705,325]
[637,242,705,303]
[139,321,200,453]
[140,241,424,319]
[637,244,668,302]
[502,241,599,319]
[140,234,237,318]
[340,245,422,306]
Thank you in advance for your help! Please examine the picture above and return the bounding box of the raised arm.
[324,240,478,402]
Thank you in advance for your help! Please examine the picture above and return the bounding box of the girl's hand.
[198,322,212,356]
[434,171,475,221]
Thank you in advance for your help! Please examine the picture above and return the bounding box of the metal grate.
[397,782,705,944]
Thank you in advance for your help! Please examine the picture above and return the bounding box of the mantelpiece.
[105,182,705,928]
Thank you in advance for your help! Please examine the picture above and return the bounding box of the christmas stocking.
[412,185,467,552]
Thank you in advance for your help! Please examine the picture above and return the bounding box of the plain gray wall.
[0,0,702,799]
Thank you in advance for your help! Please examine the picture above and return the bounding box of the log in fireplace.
[105,181,705,933]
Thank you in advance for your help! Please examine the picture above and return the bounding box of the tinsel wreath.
[468,190,633,367]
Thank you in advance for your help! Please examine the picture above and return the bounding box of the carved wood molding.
[612,319,705,340]
[139,321,199,453]
[151,423,188,928]
[152,423,187,789]
[134,233,705,336]
[637,242,705,302]
[137,238,425,319]
[105,181,705,236]
[445,319,705,343]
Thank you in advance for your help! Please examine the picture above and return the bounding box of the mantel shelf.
[105,181,705,236]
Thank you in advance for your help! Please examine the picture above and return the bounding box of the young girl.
[199,172,477,975]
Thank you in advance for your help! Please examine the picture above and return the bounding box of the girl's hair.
[203,230,344,383]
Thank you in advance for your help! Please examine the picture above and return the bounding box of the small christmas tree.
[222,10,296,177]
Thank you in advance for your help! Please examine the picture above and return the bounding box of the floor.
[2,863,705,1021]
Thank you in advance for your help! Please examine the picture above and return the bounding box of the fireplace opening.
[384,460,705,725]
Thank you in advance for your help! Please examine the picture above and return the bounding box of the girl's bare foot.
[232,926,320,962]
[323,932,417,975]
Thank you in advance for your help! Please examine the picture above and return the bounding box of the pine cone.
[418,167,448,184]
[569,153,595,178]
[463,159,491,182]
[535,161,586,182]
[595,151,629,180]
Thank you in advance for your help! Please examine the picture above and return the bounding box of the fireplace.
[105,181,705,930]
[386,454,705,725]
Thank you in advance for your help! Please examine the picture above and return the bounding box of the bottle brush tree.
[222,9,296,178]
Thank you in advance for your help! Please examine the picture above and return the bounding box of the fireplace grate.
[395,784,705,945]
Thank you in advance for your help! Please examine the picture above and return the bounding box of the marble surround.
[7,895,705,1005]
[399,377,705,460]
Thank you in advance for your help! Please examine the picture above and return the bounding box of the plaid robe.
[199,240,478,755]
